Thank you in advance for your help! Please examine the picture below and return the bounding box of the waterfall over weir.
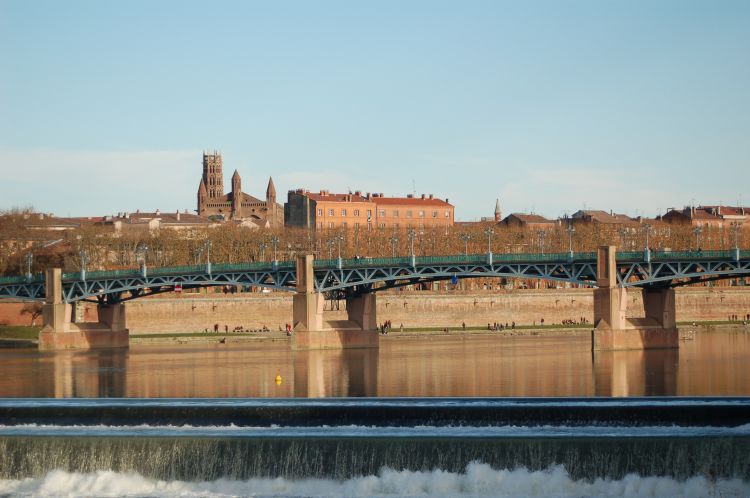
[0,398,749,497]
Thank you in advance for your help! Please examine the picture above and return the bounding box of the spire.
[266,176,276,200]
[198,179,207,197]
[494,198,502,222]
[231,169,241,194]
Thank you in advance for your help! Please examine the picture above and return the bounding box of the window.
[394,223,399,229]
[379,210,386,217]
[329,209,334,216]
[419,211,425,218]
[366,209,373,218]
[317,209,322,216]
[328,222,334,229]
[379,223,385,229]
[354,209,360,216]
[342,222,347,228]
[355,222,360,228]
[432,211,438,218]
[318,222,323,229]
[406,210,413,218]
[341,209,347,216]
[393,210,399,218]
[445,211,450,217]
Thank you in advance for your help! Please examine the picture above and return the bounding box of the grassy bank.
[0,325,40,340]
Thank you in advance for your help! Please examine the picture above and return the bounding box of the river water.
[0,329,749,497]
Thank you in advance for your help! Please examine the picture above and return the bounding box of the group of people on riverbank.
[487,322,515,331]
[728,314,749,322]
[379,320,395,334]
[561,317,589,325]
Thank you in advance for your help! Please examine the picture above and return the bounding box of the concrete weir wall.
[116,287,750,334]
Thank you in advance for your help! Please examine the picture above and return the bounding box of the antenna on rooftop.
[412,179,416,196]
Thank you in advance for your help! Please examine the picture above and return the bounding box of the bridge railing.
[313,252,598,269]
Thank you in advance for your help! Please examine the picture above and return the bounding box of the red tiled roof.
[507,213,555,224]
[374,197,452,207]
[304,193,371,202]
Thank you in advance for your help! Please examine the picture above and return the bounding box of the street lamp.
[270,235,280,263]
[731,221,741,250]
[642,224,652,251]
[203,240,212,274]
[136,243,149,278]
[566,223,575,256]
[76,235,88,282]
[537,230,546,254]
[389,234,399,258]
[459,234,471,255]
[407,229,416,257]
[326,239,335,260]
[484,228,494,254]
[25,253,33,281]
[258,242,267,262]
[693,226,702,251]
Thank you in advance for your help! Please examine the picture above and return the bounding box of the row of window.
[316,222,441,230]
[317,208,450,218]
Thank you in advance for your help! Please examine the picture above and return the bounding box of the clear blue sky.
[1,0,749,220]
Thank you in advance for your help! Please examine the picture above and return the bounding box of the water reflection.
[0,329,748,398]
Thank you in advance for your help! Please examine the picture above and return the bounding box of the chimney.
[407,194,413,198]
[354,190,362,196]
[176,210,180,221]
[155,208,160,216]
[429,194,433,199]
[421,194,426,199]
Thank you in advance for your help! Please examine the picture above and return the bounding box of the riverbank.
[1,321,747,347]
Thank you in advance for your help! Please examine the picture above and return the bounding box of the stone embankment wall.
[123,287,750,333]
[3,288,749,333]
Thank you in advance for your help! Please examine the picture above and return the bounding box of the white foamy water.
[0,464,747,498]
[2,423,750,438]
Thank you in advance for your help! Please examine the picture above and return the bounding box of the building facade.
[285,190,455,230]
[196,151,283,227]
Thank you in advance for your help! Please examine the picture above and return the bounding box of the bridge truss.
[0,250,748,304]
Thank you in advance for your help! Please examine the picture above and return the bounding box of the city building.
[196,151,283,227]
[499,213,557,229]
[570,210,639,227]
[660,205,749,228]
[285,190,455,230]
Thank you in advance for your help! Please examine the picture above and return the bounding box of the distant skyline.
[1,0,749,220]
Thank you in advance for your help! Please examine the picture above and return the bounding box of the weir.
[292,255,379,350]
[592,246,679,351]
[39,269,129,351]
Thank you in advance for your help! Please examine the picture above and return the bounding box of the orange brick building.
[285,190,454,230]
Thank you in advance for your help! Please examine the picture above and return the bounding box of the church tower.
[494,198,502,222]
[231,170,242,219]
[202,151,224,199]
[197,179,208,215]
[266,177,278,226]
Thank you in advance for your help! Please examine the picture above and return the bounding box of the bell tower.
[202,151,224,199]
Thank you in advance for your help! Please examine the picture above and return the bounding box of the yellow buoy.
[275,374,282,385]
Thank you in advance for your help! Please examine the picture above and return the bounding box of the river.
[0,329,749,497]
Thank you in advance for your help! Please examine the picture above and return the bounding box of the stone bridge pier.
[592,246,678,351]
[292,255,379,350]
[39,269,129,350]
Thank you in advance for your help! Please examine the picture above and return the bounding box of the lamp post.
[390,234,399,258]
[204,240,212,274]
[484,228,494,265]
[326,239,335,260]
[258,242,267,262]
[566,223,575,257]
[731,221,741,261]
[136,243,149,278]
[459,234,471,256]
[537,230,546,254]
[270,236,280,263]
[77,235,88,282]
[25,253,33,281]
[407,229,416,266]
[693,226,702,251]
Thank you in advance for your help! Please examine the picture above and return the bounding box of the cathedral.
[196,151,283,227]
